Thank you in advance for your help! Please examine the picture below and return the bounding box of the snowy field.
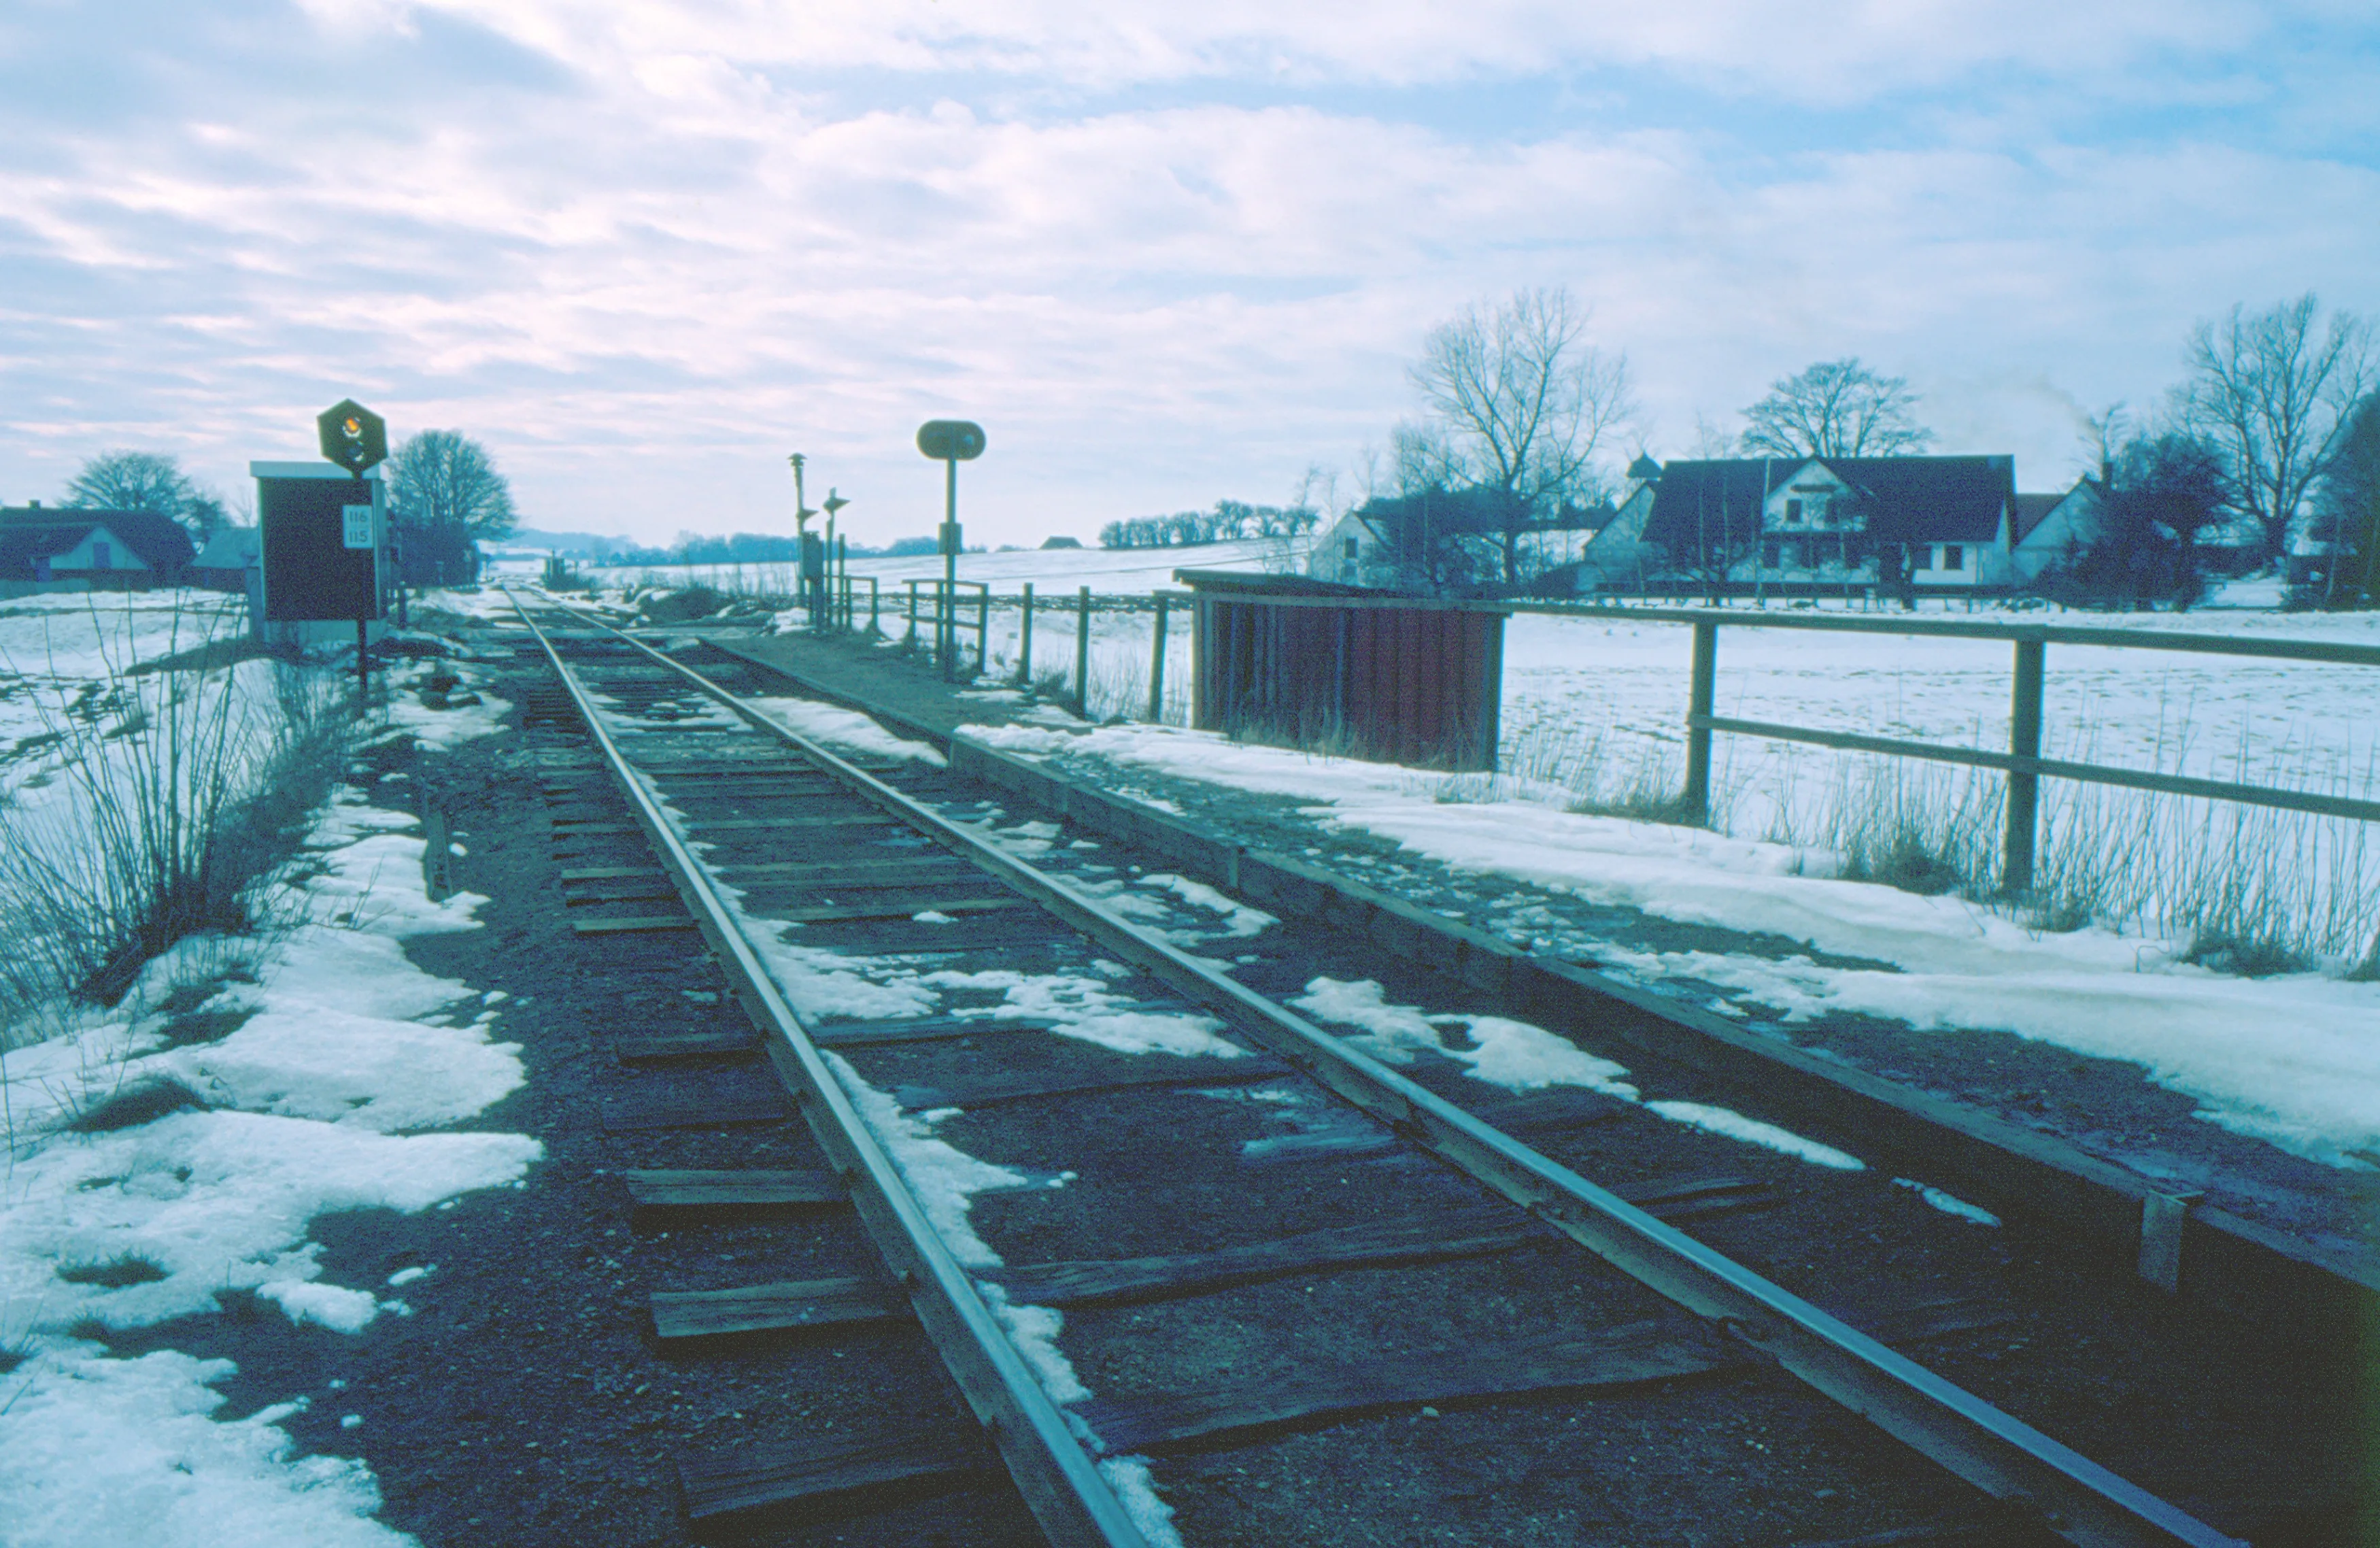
[0,595,524,1545]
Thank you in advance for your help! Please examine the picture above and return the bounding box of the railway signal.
[916,420,985,675]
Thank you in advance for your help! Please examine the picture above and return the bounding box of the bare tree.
[1739,358,1933,458]
[62,450,226,540]
[387,430,518,540]
[1408,286,1635,584]
[2311,394,2380,607]
[2177,294,2375,566]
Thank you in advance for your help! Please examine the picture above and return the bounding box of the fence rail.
[702,557,2377,892]
[1159,581,2380,894]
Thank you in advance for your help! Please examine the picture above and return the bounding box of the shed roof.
[2012,494,2064,541]
[0,522,97,576]
[0,506,196,572]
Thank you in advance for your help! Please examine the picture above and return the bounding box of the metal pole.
[1018,582,1034,686]
[2005,635,2045,892]
[906,579,918,648]
[355,618,369,707]
[976,584,989,678]
[1148,594,1169,722]
[868,577,879,635]
[1074,586,1092,716]
[836,535,848,629]
[943,457,959,679]
[1684,618,1717,822]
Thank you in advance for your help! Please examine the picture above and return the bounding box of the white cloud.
[0,1,2375,542]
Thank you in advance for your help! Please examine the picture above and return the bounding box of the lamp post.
[788,452,821,621]
[823,489,850,628]
[915,420,985,677]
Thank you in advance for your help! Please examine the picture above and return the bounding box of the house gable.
[1,505,194,575]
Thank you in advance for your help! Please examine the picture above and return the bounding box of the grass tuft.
[55,1253,169,1289]
[66,1078,208,1134]
[0,600,350,1039]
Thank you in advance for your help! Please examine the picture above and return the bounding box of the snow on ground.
[959,718,2380,1172]
[1497,605,2380,835]
[1284,975,1887,1176]
[0,705,533,1545]
[747,696,947,765]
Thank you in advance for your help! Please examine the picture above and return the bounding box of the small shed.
[1175,570,1508,771]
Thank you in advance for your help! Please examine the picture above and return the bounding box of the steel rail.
[527,591,2245,1548]
[504,594,1151,1548]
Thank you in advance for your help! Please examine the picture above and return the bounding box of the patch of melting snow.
[746,696,947,766]
[1645,1101,1866,1170]
[1289,978,1873,1171]
[0,786,539,1545]
[1289,978,1638,1100]
[1893,1178,2001,1226]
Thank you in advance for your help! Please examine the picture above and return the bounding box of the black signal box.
[254,462,384,623]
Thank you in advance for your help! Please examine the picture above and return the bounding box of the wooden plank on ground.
[675,1318,1731,1521]
[565,882,681,905]
[771,895,1032,924]
[1087,1316,1732,1455]
[560,866,664,881]
[624,1168,845,1212]
[805,1003,1201,1049]
[615,1030,756,1060]
[573,915,700,935]
[717,858,981,886]
[888,1054,1287,1112]
[1239,1086,1630,1165]
[985,1175,1771,1309]
[651,1277,899,1339]
[677,1432,996,1527]
[652,1174,1779,1340]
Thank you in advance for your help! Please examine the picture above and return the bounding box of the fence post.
[906,579,918,647]
[1074,586,1092,716]
[1148,594,1170,722]
[976,585,989,678]
[1682,618,1718,822]
[1017,583,1034,686]
[2004,633,2045,892]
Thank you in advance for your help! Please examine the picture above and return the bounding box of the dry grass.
[0,599,351,1045]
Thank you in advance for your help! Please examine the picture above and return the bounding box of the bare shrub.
[0,599,351,1042]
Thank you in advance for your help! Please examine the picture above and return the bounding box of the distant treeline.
[588,531,943,565]
[1100,500,1320,550]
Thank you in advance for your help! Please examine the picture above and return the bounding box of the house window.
[92,541,111,569]
[1785,499,1803,524]
[1344,536,1359,560]
[1761,541,1780,569]
[1910,546,1932,571]
[1942,544,1964,572]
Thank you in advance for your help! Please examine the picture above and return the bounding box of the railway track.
[490,589,2348,1547]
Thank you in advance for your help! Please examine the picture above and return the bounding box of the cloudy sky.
[3,1,2375,548]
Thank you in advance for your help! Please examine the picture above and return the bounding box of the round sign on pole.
[916,420,986,461]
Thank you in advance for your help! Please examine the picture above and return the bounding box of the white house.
[1574,455,2022,594]
[1306,509,1393,586]
[2010,479,2106,585]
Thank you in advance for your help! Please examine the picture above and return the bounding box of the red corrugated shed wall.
[1180,575,1505,771]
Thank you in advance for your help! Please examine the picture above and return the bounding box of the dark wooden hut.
[1175,570,1508,771]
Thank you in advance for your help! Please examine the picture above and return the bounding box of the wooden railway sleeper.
[517,592,2245,1548]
